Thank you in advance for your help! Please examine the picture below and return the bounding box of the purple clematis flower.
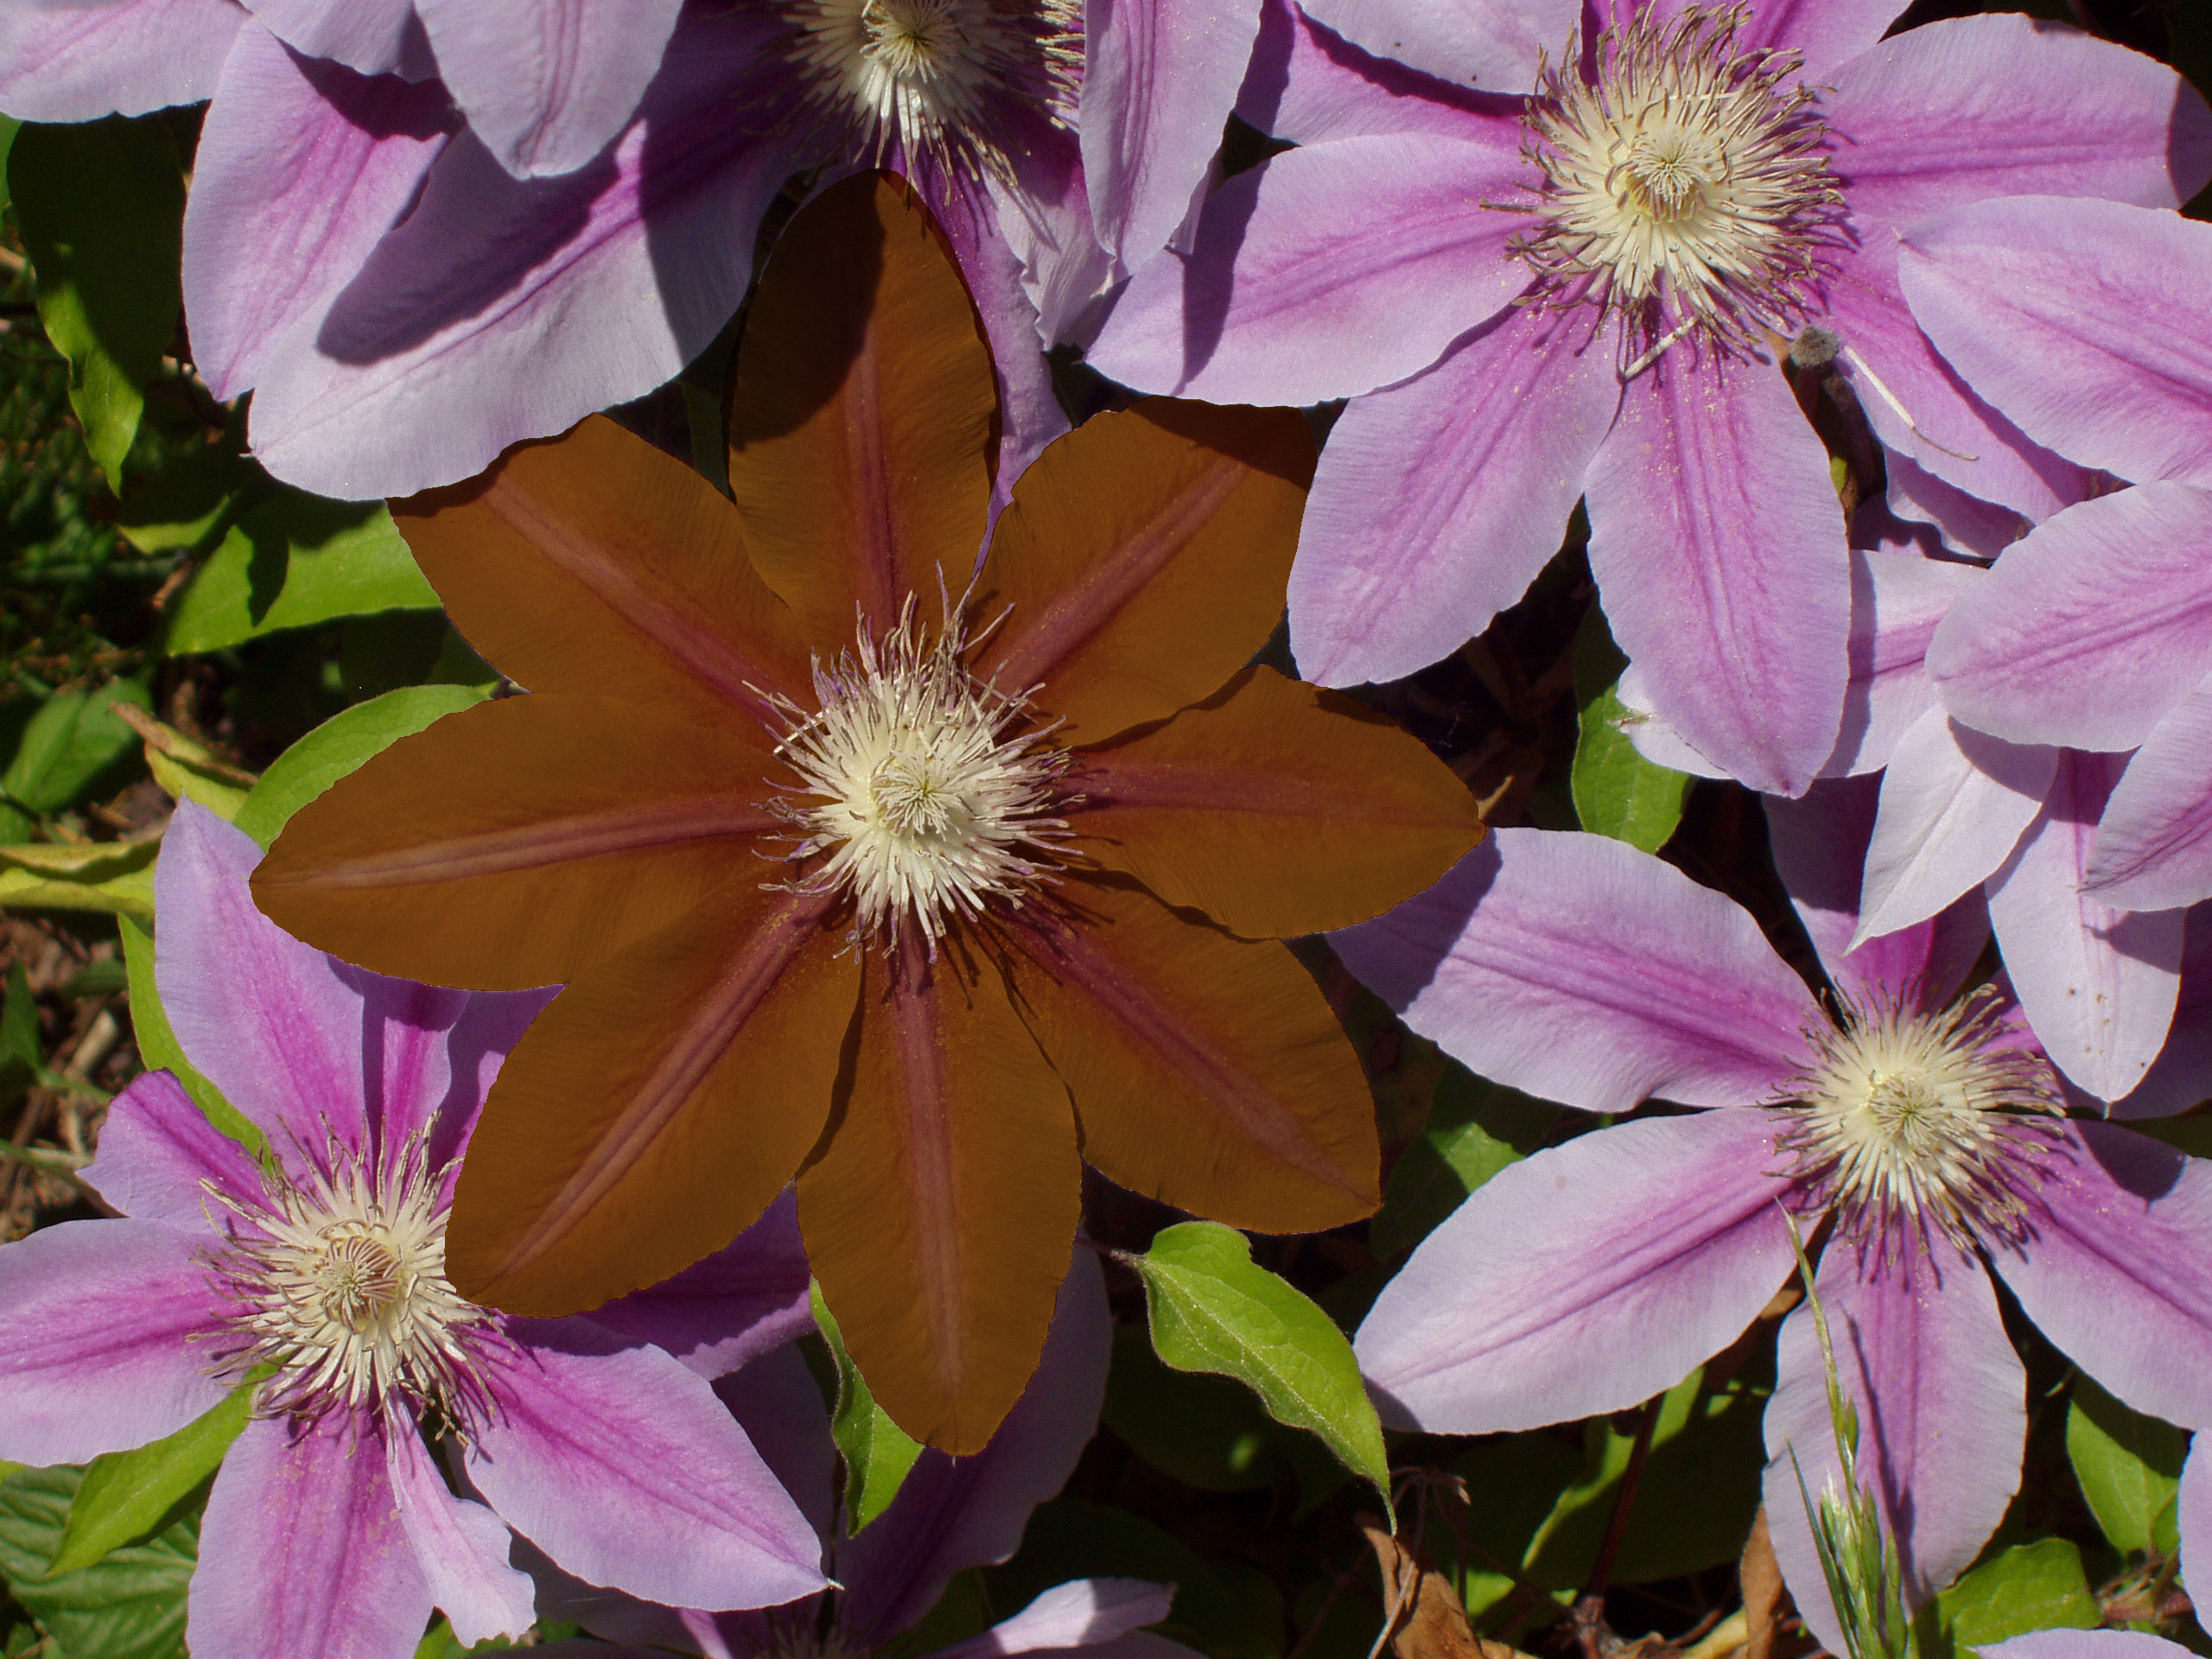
[0,803,825,1659]
[0,0,1272,501]
[537,1252,1199,1659]
[1085,0,2209,795]
[1898,199,2212,922]
[0,0,678,178]
[1337,808,2212,1647]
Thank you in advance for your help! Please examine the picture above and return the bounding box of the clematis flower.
[1336,801,2212,1649]
[0,803,826,1659]
[539,1254,1198,1659]
[1085,0,2210,795]
[249,174,1484,1451]
[1891,198,2212,926]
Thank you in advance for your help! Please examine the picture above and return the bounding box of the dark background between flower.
[1,0,2209,1654]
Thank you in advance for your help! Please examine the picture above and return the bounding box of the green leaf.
[811,1282,925,1530]
[0,116,17,215]
[1128,1221,1392,1516]
[50,1382,253,1577]
[0,839,157,919]
[2,678,152,816]
[1370,1063,1558,1260]
[8,118,184,488]
[118,912,264,1154]
[164,493,442,654]
[1571,603,1692,855]
[233,683,492,849]
[115,443,258,557]
[0,963,38,1109]
[1928,1540,2098,1656]
[2067,1374,2188,1558]
[0,1465,195,1659]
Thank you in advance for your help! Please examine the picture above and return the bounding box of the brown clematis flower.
[253,173,1484,1451]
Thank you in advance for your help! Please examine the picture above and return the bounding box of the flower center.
[1510,5,1843,365]
[783,0,1080,184]
[1780,988,2064,1250]
[764,598,1072,952]
[209,1139,499,1428]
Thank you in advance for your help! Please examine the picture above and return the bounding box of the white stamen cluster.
[782,0,1081,186]
[1781,988,2065,1252]
[1510,5,1844,366]
[207,1136,500,1431]
[764,599,1072,953]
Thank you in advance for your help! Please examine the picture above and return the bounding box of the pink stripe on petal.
[245,0,423,77]
[0,0,242,122]
[1585,357,1849,797]
[82,1069,264,1226]
[1724,0,1907,82]
[1760,1236,2022,1650]
[1988,750,2184,1103]
[386,1424,535,1645]
[1992,1122,2212,1431]
[1355,1109,1798,1434]
[189,1414,434,1659]
[1334,830,1820,1113]
[0,1219,230,1466]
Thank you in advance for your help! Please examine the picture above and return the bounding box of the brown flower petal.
[727,172,997,643]
[447,881,858,1316]
[969,399,1313,746]
[396,416,813,725]
[1071,665,1484,938]
[798,938,1078,1453]
[255,696,782,991]
[1005,878,1378,1234]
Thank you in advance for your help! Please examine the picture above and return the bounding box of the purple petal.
[1900,199,2212,493]
[1611,667,1726,779]
[0,1218,230,1465]
[1827,13,2212,226]
[715,1344,836,1545]
[1082,0,1262,264]
[1287,307,1619,688]
[1983,1637,2188,1659]
[0,0,242,121]
[1883,453,2033,562]
[245,9,791,500]
[1235,0,1525,145]
[1760,1236,2023,1649]
[1333,830,1819,1113]
[1295,0,1573,92]
[2112,909,2212,1120]
[1084,132,1533,405]
[1355,1108,1797,1433]
[188,1414,434,1659]
[932,1580,1175,1659]
[244,0,426,78]
[2182,1437,2212,1607]
[838,1252,1111,1643]
[1990,1121,2212,1431]
[1823,546,1984,779]
[1725,0,1907,82]
[1931,482,2212,753]
[416,0,678,179]
[1584,357,1849,797]
[1825,237,2095,525]
[2088,680,2212,913]
[1858,710,2053,945]
[1987,750,2185,1102]
[467,1316,824,1612]
[183,23,456,403]
[590,1189,812,1380]
[386,1422,536,1646]
[81,1069,264,1225]
[1766,774,1988,1011]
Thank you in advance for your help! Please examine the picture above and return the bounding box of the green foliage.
[1101,1325,1344,1509]
[8,118,184,487]
[118,911,264,1154]
[811,1282,925,1530]
[1921,1540,2100,1658]
[2067,1375,2186,1559]
[0,962,36,1109]
[50,1382,253,1577]
[233,683,491,849]
[164,494,442,654]
[1,677,150,817]
[0,1465,195,1659]
[1128,1222,1391,1516]
[0,840,157,919]
[1571,602,1692,854]
[1370,1062,1557,1260]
